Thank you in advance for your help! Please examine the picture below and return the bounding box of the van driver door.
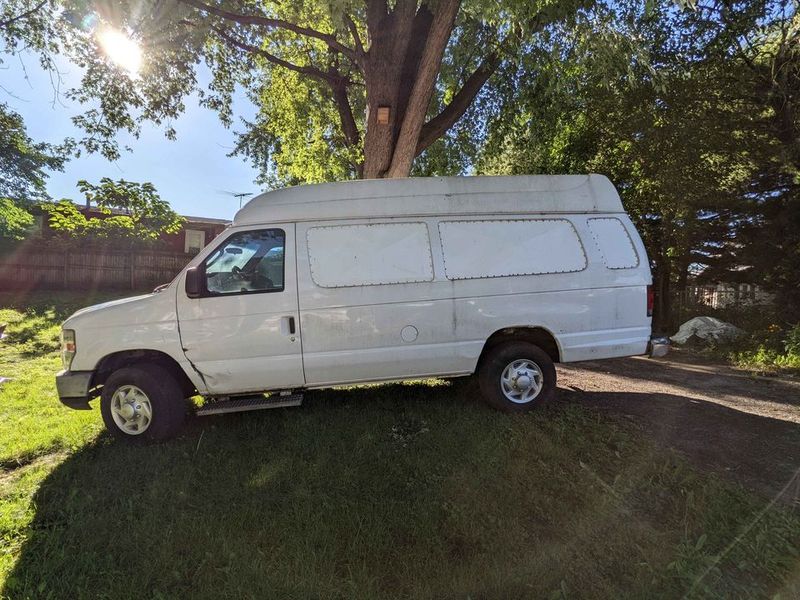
[176,226,305,395]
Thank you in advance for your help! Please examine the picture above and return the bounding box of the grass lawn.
[1,291,799,599]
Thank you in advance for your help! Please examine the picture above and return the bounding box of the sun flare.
[97,28,142,75]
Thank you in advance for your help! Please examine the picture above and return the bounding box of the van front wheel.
[478,342,556,412]
[100,364,186,441]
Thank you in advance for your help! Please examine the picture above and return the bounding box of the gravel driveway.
[556,352,800,505]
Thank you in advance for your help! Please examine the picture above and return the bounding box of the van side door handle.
[281,315,296,336]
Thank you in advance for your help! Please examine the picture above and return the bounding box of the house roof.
[233,175,624,226]
[71,204,230,226]
[183,215,230,225]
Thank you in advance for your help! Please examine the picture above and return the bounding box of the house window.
[185,229,206,254]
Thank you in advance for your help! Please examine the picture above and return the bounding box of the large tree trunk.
[360,0,462,179]
[361,2,419,179]
[386,0,459,177]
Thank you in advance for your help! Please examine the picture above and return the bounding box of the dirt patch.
[556,351,800,505]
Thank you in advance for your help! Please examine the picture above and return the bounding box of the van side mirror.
[185,266,204,299]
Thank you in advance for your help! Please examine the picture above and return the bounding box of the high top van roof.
[233,174,623,225]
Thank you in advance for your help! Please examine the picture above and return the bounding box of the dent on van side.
[55,174,667,441]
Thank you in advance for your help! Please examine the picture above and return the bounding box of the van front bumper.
[55,370,94,410]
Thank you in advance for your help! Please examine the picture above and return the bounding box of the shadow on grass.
[562,384,800,503]
[4,381,800,599]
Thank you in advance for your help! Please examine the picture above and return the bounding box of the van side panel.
[439,213,651,365]
[298,301,474,385]
[296,220,464,386]
[452,287,649,363]
[296,213,651,386]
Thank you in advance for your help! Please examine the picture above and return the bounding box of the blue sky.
[2,52,262,220]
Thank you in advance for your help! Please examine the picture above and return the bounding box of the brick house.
[163,214,230,254]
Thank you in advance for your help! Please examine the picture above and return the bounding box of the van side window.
[587,218,639,269]
[438,219,587,280]
[307,222,434,287]
[204,229,285,295]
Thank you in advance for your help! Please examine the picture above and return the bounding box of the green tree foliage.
[0,102,67,202]
[45,178,184,241]
[477,0,800,325]
[721,6,800,319]
[0,5,73,239]
[1,0,617,182]
[0,197,34,239]
[0,103,70,240]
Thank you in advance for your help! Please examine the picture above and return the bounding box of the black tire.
[100,364,186,441]
[478,341,557,412]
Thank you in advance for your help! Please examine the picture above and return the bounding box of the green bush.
[675,303,800,374]
[784,322,800,355]
[729,323,800,374]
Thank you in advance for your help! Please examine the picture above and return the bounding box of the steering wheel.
[231,265,247,279]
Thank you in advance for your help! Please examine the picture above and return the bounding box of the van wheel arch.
[91,350,196,399]
[476,327,561,373]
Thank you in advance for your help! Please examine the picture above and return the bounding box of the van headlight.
[61,329,76,371]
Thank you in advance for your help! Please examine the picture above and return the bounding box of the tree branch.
[214,24,363,159]
[212,26,335,84]
[330,79,363,176]
[416,51,500,155]
[331,81,360,147]
[0,0,47,30]
[178,0,359,63]
[344,13,364,57]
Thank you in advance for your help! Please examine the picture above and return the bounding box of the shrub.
[728,323,800,374]
[784,323,800,355]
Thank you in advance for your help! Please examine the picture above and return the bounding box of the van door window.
[586,218,639,269]
[438,219,587,280]
[306,222,434,287]
[204,229,285,295]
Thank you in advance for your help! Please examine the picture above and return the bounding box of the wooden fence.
[673,284,773,311]
[0,247,191,291]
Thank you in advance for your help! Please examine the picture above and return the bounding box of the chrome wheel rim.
[500,359,544,404]
[110,385,152,435]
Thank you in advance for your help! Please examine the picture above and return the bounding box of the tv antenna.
[218,190,253,209]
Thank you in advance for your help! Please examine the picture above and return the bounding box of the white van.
[56,175,664,441]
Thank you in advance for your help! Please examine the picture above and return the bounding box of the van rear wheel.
[478,342,556,412]
[100,364,186,441]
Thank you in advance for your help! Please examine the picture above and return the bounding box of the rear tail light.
[647,285,654,317]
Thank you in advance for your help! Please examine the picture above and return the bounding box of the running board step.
[196,393,302,416]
